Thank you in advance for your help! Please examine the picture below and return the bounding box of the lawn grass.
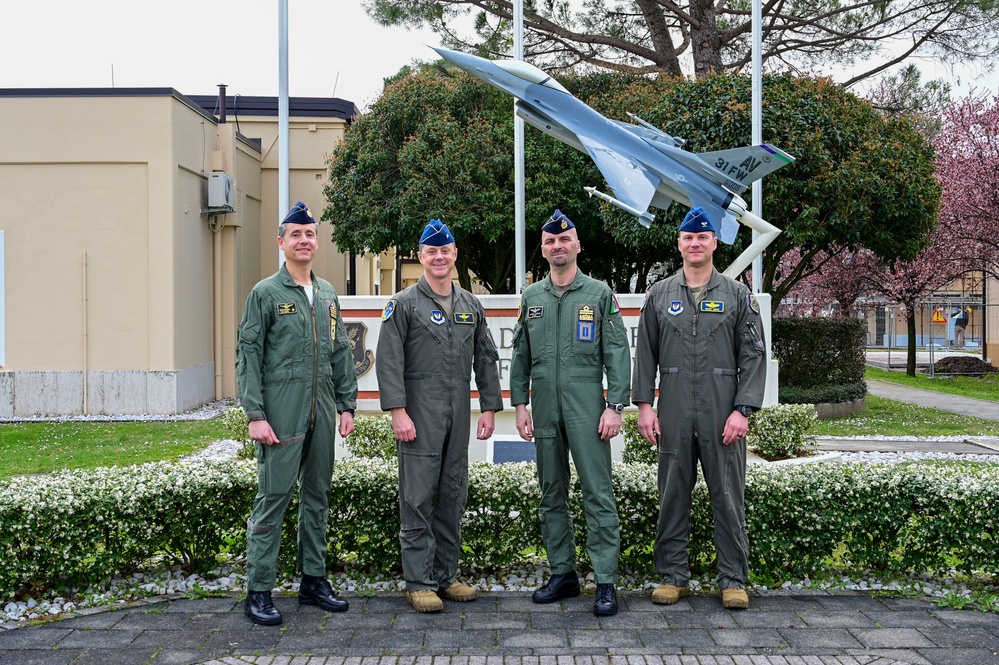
[811,394,999,438]
[866,366,999,402]
[0,419,230,479]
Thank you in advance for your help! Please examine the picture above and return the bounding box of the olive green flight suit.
[376,276,503,592]
[236,265,358,592]
[509,272,631,584]
[632,268,766,589]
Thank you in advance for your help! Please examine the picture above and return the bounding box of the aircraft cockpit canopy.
[495,59,569,93]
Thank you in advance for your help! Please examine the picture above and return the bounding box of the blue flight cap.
[678,206,716,234]
[419,218,455,246]
[541,209,575,234]
[283,201,317,225]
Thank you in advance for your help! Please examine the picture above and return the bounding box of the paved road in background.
[865,379,999,422]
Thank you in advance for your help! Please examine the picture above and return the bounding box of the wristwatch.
[606,402,626,414]
[340,408,356,416]
[734,405,754,418]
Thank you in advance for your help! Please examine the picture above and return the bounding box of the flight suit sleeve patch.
[748,294,760,314]
[382,299,397,321]
[610,296,621,314]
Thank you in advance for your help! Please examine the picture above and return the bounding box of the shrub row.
[621,404,817,464]
[778,383,868,405]
[3,457,998,599]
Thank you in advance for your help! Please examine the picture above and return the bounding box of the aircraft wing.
[577,133,660,216]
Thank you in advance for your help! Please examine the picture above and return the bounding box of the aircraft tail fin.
[697,144,794,189]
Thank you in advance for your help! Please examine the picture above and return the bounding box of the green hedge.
[622,404,819,463]
[3,457,998,599]
[773,317,867,403]
[779,383,867,405]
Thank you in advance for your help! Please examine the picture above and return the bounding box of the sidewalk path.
[866,379,999,422]
[3,590,998,665]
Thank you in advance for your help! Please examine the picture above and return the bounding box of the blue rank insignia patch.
[430,310,446,325]
[381,300,396,321]
[454,311,475,324]
[277,302,298,315]
[668,301,683,316]
[528,306,544,319]
[576,304,595,342]
[700,300,724,313]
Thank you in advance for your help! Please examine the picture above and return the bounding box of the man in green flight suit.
[236,201,358,626]
[632,206,767,610]
[376,219,504,613]
[510,209,632,617]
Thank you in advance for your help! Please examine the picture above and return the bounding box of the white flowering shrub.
[219,406,254,460]
[622,413,656,465]
[343,414,396,460]
[464,462,544,567]
[747,403,819,460]
[0,459,257,600]
[626,404,819,465]
[3,456,999,598]
[327,457,401,572]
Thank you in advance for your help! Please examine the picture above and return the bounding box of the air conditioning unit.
[208,172,235,210]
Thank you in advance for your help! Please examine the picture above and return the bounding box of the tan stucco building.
[0,87,377,416]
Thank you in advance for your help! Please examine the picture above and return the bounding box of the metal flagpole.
[514,0,526,293]
[278,0,290,266]
[751,0,763,292]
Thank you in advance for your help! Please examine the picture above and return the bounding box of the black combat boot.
[593,583,618,616]
[531,571,581,603]
[244,590,282,626]
[299,574,349,612]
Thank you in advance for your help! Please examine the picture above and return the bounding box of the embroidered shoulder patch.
[381,300,396,321]
[277,302,298,315]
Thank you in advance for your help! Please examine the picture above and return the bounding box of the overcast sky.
[2,1,994,113]
[1,0,438,111]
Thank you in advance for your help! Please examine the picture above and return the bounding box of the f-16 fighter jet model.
[432,46,795,278]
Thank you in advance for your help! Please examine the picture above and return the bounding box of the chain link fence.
[866,300,995,376]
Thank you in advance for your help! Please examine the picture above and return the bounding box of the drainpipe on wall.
[213,219,223,400]
[82,250,89,415]
[212,82,228,400]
